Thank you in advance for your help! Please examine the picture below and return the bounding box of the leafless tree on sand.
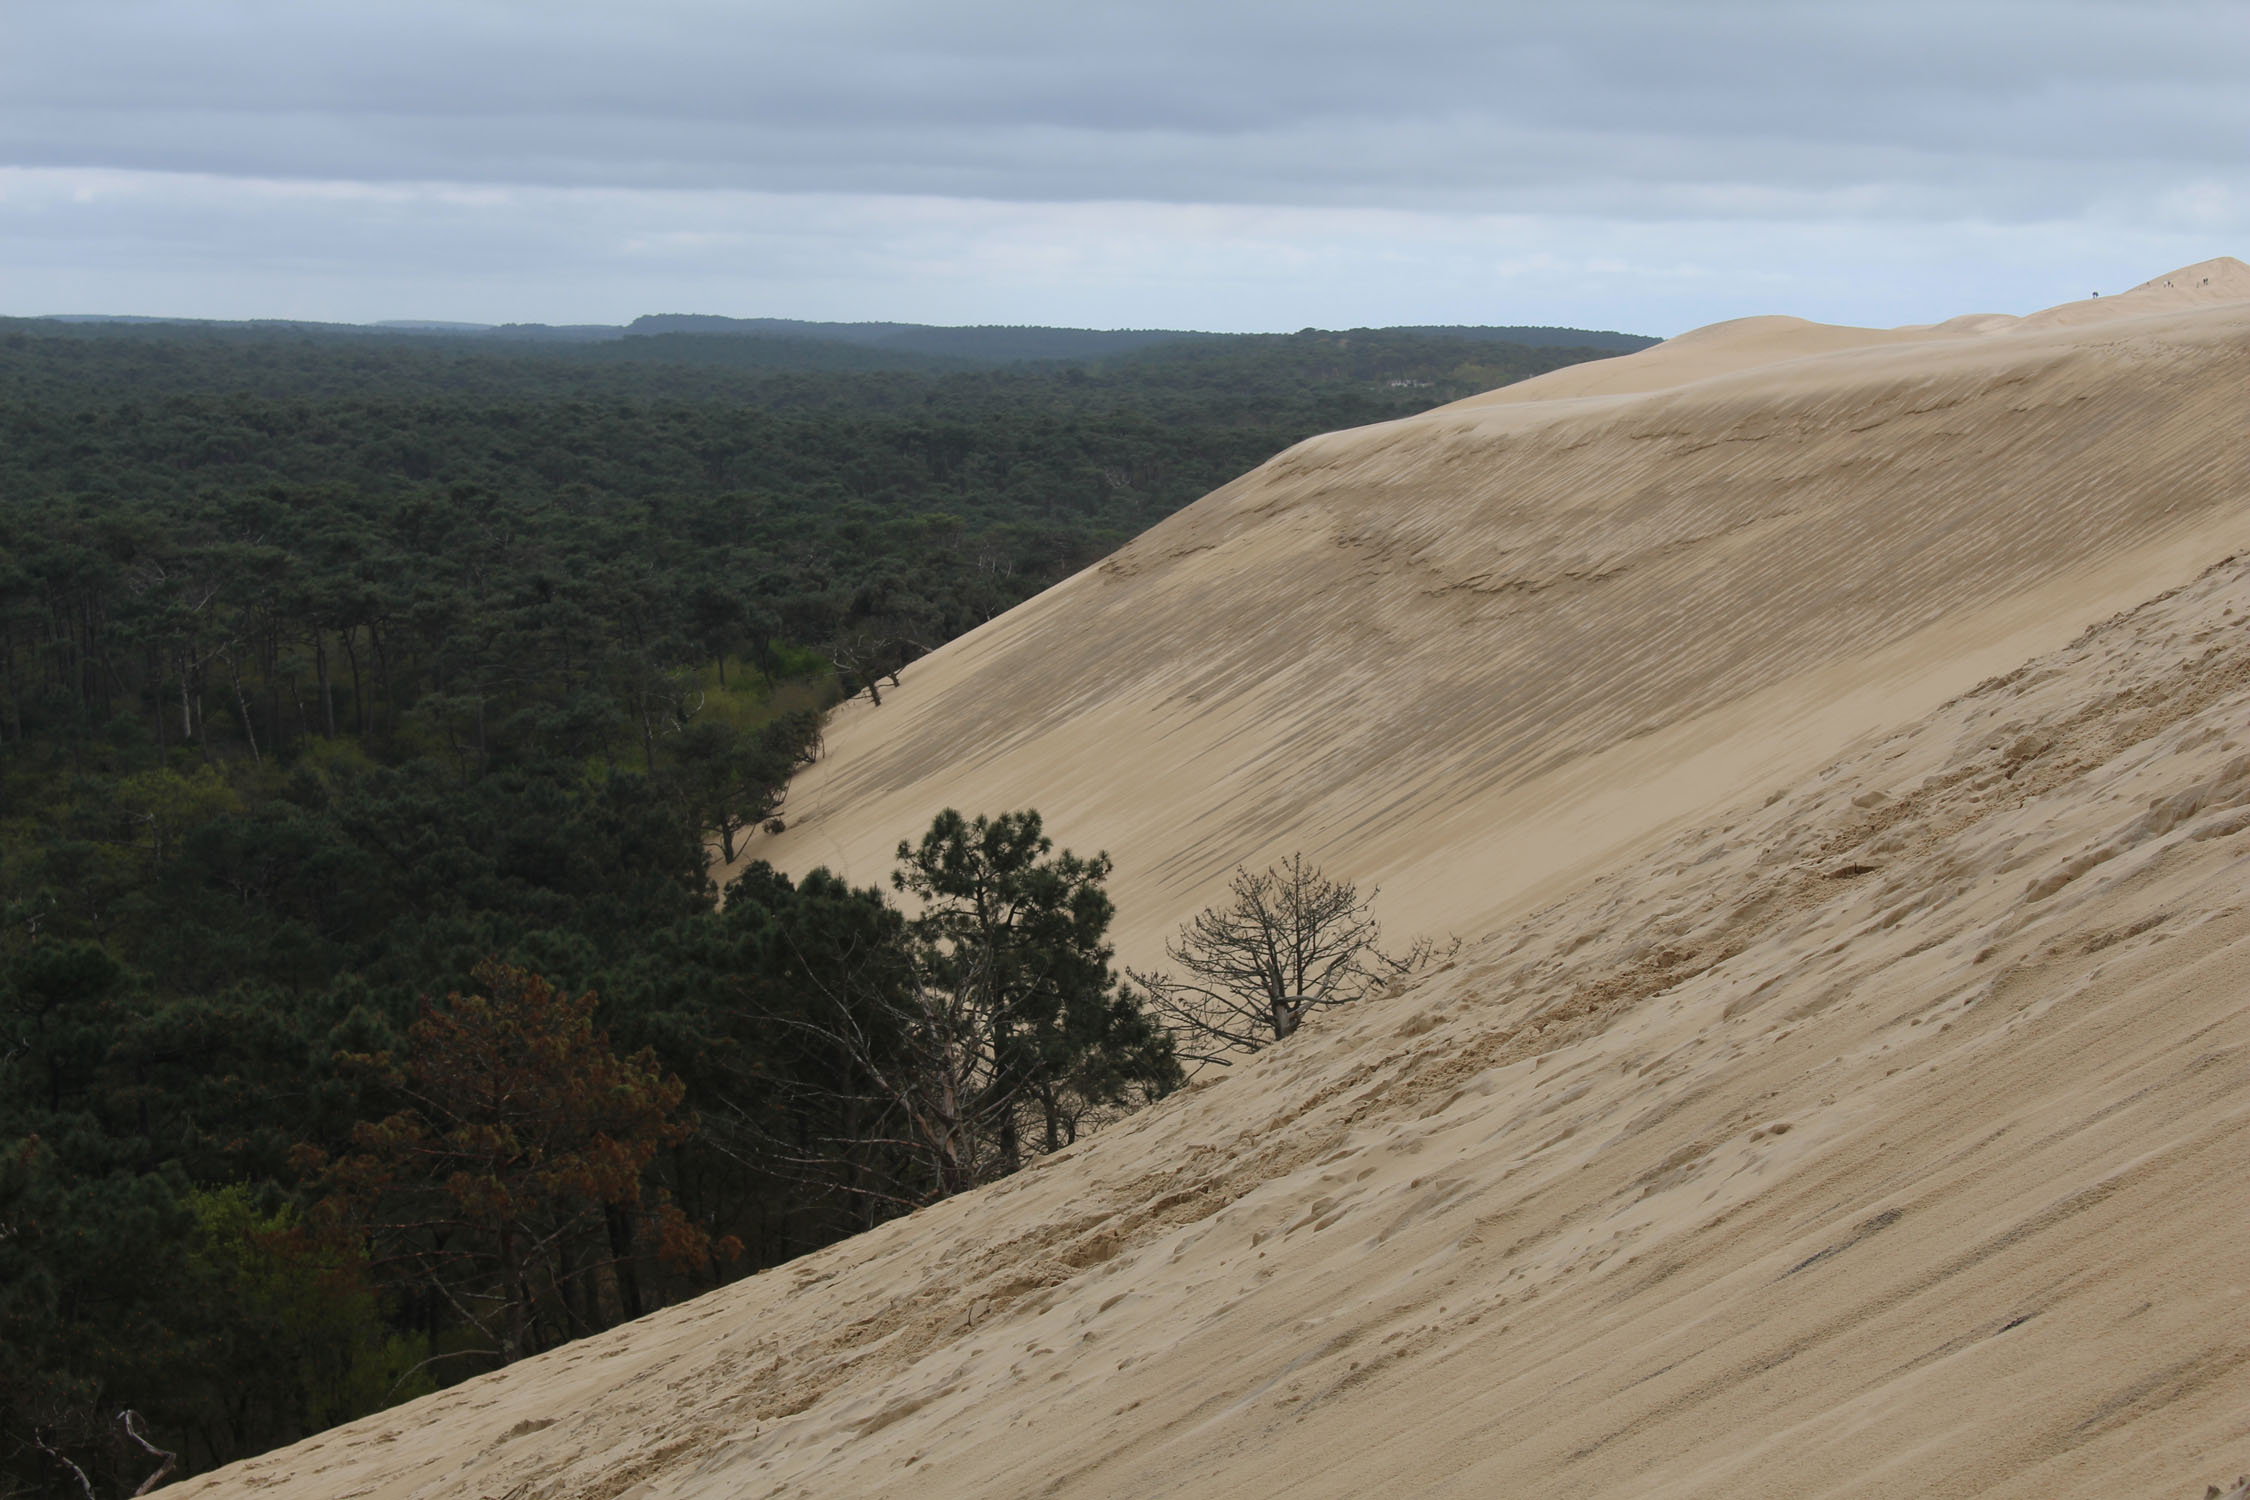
[1130,853,1452,1066]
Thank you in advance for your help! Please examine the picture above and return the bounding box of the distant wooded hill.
[28,311,1658,368]
[617,315,1655,363]
[0,314,1657,397]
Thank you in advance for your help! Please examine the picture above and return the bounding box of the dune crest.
[178,267,2250,1499]
[735,261,2250,974]
[2012,255,2250,331]
[1461,255,2250,405]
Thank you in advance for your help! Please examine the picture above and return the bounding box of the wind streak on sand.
[178,260,2250,1500]
[748,258,2250,976]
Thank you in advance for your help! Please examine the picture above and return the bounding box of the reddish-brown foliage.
[306,963,737,1364]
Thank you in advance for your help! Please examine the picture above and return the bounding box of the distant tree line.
[0,316,1650,406]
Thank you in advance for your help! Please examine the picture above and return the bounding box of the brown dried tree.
[307,964,729,1367]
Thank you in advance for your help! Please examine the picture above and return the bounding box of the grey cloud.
[1,107,2225,231]
[0,167,2218,333]
[3,0,2242,329]
[5,0,2245,222]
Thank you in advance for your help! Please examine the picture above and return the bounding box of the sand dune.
[179,263,2250,1499]
[736,257,2250,975]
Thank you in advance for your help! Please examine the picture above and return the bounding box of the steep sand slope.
[733,259,2250,973]
[176,264,2250,1500]
[183,538,2250,1500]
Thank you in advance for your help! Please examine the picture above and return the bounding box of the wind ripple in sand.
[185,487,2250,1500]
[178,264,2250,1500]
[740,259,2250,975]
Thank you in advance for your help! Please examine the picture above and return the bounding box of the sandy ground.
[730,259,2250,977]
[179,260,2250,1500]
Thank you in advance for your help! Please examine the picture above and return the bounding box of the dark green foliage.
[895,810,1179,1170]
[0,315,1636,1493]
[599,862,925,1255]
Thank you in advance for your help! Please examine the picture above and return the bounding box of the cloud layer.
[3,1,2243,329]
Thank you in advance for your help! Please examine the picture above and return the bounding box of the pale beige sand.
[178,263,2250,1500]
[735,256,2250,976]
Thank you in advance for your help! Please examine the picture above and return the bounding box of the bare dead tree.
[755,943,1028,1203]
[118,1412,175,1497]
[30,1411,174,1499]
[30,1432,96,1500]
[1129,853,1450,1065]
[826,628,902,706]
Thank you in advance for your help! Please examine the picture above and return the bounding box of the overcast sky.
[2,0,2242,334]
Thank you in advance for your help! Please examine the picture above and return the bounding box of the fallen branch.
[31,1431,97,1500]
[120,1410,177,1496]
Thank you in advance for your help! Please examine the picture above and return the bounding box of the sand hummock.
[178,263,2250,1500]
